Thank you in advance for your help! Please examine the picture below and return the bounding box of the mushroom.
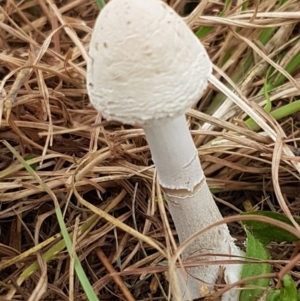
[86,0,243,300]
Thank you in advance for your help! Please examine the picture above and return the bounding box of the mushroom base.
[165,181,243,301]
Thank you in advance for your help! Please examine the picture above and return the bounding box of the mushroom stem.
[143,116,202,191]
[144,116,243,301]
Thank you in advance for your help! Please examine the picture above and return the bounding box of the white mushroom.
[87,0,243,300]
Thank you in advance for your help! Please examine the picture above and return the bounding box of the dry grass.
[0,0,300,300]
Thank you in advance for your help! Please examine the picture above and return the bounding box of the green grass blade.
[24,154,38,170]
[3,141,99,301]
[271,50,300,88]
[245,100,300,131]
[245,67,272,129]
[196,0,232,38]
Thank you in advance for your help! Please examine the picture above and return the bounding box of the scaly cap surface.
[87,0,212,125]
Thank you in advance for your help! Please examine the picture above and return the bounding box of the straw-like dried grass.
[0,0,300,300]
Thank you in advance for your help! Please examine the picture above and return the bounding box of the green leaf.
[280,274,298,301]
[241,211,300,245]
[266,289,280,301]
[95,0,105,9]
[266,275,298,301]
[240,230,272,301]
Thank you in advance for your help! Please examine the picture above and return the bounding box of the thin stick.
[95,248,136,301]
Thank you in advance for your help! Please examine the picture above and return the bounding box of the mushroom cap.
[87,0,212,126]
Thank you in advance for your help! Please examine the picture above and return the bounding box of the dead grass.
[0,0,300,300]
